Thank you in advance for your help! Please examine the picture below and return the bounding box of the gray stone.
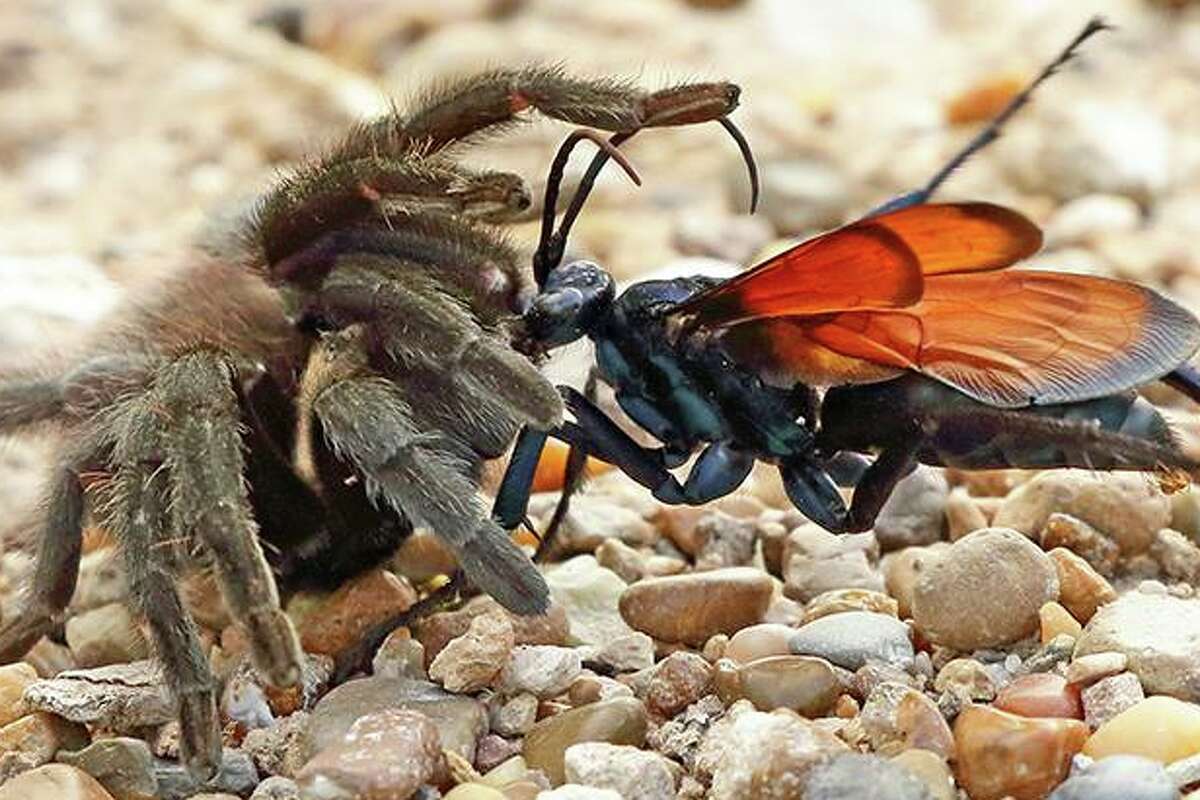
[250,776,301,799]
[153,749,258,800]
[303,677,485,763]
[1049,755,1179,799]
[804,753,935,799]
[789,611,913,670]
[56,737,158,800]
[24,661,173,728]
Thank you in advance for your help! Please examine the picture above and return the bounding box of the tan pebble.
[890,749,956,800]
[1084,696,1200,762]
[1065,652,1128,686]
[835,694,859,718]
[1048,548,1116,623]
[415,597,569,667]
[0,663,37,727]
[568,676,602,707]
[762,595,806,626]
[804,588,898,624]
[0,764,115,800]
[912,528,1059,651]
[618,568,773,646]
[522,697,647,785]
[996,471,1170,555]
[654,506,707,557]
[933,658,996,702]
[1040,601,1083,643]
[0,711,89,781]
[725,624,795,665]
[429,611,514,693]
[880,544,948,620]
[860,682,955,759]
[1151,528,1200,583]
[296,568,417,658]
[995,673,1082,720]
[943,468,1026,497]
[702,634,728,662]
[783,526,883,602]
[1040,513,1121,575]
[737,655,840,717]
[945,486,988,541]
[480,754,528,787]
[392,531,459,584]
[498,781,541,800]
[953,705,1088,800]
[443,784,506,799]
[64,603,149,668]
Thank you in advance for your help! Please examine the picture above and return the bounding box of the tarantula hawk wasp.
[493,17,1200,541]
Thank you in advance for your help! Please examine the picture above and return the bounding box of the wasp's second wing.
[722,270,1200,408]
[673,202,1043,329]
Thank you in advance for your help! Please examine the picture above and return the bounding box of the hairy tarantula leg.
[107,405,222,781]
[345,66,743,158]
[0,377,65,431]
[252,157,534,273]
[0,449,88,662]
[869,16,1111,216]
[304,327,549,616]
[275,214,531,320]
[316,261,563,429]
[155,352,303,690]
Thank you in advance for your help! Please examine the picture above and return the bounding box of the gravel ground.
[3,0,1200,798]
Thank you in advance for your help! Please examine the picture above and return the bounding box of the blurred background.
[1,0,1199,518]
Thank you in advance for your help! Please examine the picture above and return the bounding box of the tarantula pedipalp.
[0,66,749,779]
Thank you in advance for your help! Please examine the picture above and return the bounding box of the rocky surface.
[4,1,1200,798]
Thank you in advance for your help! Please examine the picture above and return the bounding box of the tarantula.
[0,67,749,778]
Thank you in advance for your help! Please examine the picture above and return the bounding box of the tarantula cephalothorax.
[0,66,750,778]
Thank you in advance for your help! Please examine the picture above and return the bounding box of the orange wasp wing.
[680,203,1200,407]
[672,202,1043,329]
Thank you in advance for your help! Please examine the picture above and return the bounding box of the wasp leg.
[779,459,848,532]
[558,386,753,505]
[867,17,1110,216]
[493,426,550,530]
[841,439,923,532]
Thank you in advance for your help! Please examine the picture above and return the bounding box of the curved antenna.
[533,129,641,289]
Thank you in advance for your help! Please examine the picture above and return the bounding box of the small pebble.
[891,749,955,800]
[1048,548,1116,623]
[860,681,955,760]
[545,557,636,647]
[804,752,937,800]
[1084,696,1200,763]
[1049,755,1180,800]
[0,711,89,783]
[0,764,116,800]
[788,611,913,670]
[1040,514,1121,576]
[880,545,948,619]
[23,661,173,729]
[944,486,989,541]
[645,651,713,718]
[296,709,446,800]
[537,786,621,800]
[497,646,582,699]
[912,528,1059,651]
[429,611,515,693]
[0,663,37,727]
[63,603,149,668]
[250,776,301,799]
[1041,602,1083,642]
[803,588,898,624]
[490,693,539,737]
[1075,592,1200,701]
[1083,672,1146,730]
[522,697,648,785]
[933,658,996,702]
[295,568,417,658]
[724,624,795,665]
[55,737,157,800]
[995,673,1083,720]
[784,527,884,602]
[953,705,1088,800]
[871,466,949,551]
[736,656,841,717]
[619,567,773,646]
[1066,653,1129,687]
[995,471,1171,555]
[371,628,427,680]
[562,742,676,800]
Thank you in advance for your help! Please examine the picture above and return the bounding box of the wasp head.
[523,260,614,348]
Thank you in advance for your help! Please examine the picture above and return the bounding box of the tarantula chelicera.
[0,67,751,778]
